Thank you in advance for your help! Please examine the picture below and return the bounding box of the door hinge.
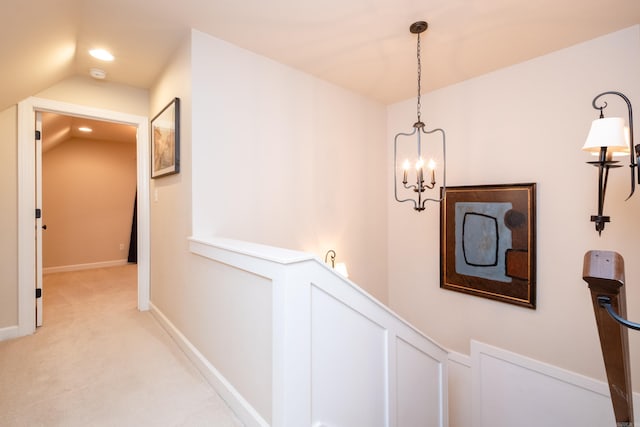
[36,288,42,299]
[35,208,41,219]
[35,130,41,141]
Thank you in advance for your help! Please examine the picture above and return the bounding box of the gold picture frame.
[440,183,536,308]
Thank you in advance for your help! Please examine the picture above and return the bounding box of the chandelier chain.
[416,32,422,123]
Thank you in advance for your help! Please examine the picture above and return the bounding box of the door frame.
[35,112,43,327]
[17,97,150,336]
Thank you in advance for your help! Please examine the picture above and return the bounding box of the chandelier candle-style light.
[394,21,446,212]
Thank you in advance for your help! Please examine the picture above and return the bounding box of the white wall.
[37,76,149,117]
[190,30,388,302]
[148,29,391,423]
[148,34,193,340]
[149,34,276,424]
[388,24,640,401]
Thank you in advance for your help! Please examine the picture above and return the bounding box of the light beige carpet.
[0,265,243,427]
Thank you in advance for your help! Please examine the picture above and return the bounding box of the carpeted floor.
[0,264,243,426]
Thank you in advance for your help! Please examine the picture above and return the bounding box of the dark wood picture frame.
[151,97,180,178]
[440,183,536,308]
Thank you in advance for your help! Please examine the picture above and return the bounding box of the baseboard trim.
[43,259,129,274]
[0,325,19,342]
[149,302,269,427]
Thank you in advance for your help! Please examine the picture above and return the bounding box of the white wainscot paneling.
[311,285,387,427]
[472,341,619,427]
[396,338,443,426]
[189,237,448,427]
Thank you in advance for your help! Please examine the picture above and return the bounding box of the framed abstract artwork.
[151,97,180,178]
[440,183,536,308]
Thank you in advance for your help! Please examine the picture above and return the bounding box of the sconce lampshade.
[583,117,629,155]
[335,262,349,278]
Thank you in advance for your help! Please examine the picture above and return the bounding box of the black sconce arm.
[597,295,640,331]
[592,91,638,199]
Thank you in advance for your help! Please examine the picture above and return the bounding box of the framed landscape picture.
[440,183,536,308]
[151,97,180,178]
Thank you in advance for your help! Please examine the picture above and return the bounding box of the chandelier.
[393,21,446,211]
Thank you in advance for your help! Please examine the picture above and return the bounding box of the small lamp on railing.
[325,250,349,278]
[583,91,639,235]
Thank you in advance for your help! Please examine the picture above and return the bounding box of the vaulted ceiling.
[41,113,136,153]
[4,0,640,114]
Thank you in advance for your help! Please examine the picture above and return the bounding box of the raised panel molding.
[189,237,448,427]
[471,341,639,427]
[396,338,443,426]
[311,286,387,427]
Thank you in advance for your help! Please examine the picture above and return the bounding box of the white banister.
[188,236,449,427]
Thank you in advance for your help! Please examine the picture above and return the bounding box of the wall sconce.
[393,20,446,212]
[583,91,639,234]
[324,250,349,278]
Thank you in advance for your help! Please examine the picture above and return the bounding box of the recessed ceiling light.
[78,127,93,133]
[89,48,114,61]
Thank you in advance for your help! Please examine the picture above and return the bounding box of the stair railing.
[583,250,636,427]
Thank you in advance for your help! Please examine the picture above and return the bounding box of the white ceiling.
[4,0,640,114]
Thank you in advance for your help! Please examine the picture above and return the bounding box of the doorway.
[41,113,138,272]
[38,112,139,324]
[18,97,150,336]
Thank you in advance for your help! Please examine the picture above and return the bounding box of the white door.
[35,112,43,327]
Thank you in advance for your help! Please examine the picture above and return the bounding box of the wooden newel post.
[582,250,634,427]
